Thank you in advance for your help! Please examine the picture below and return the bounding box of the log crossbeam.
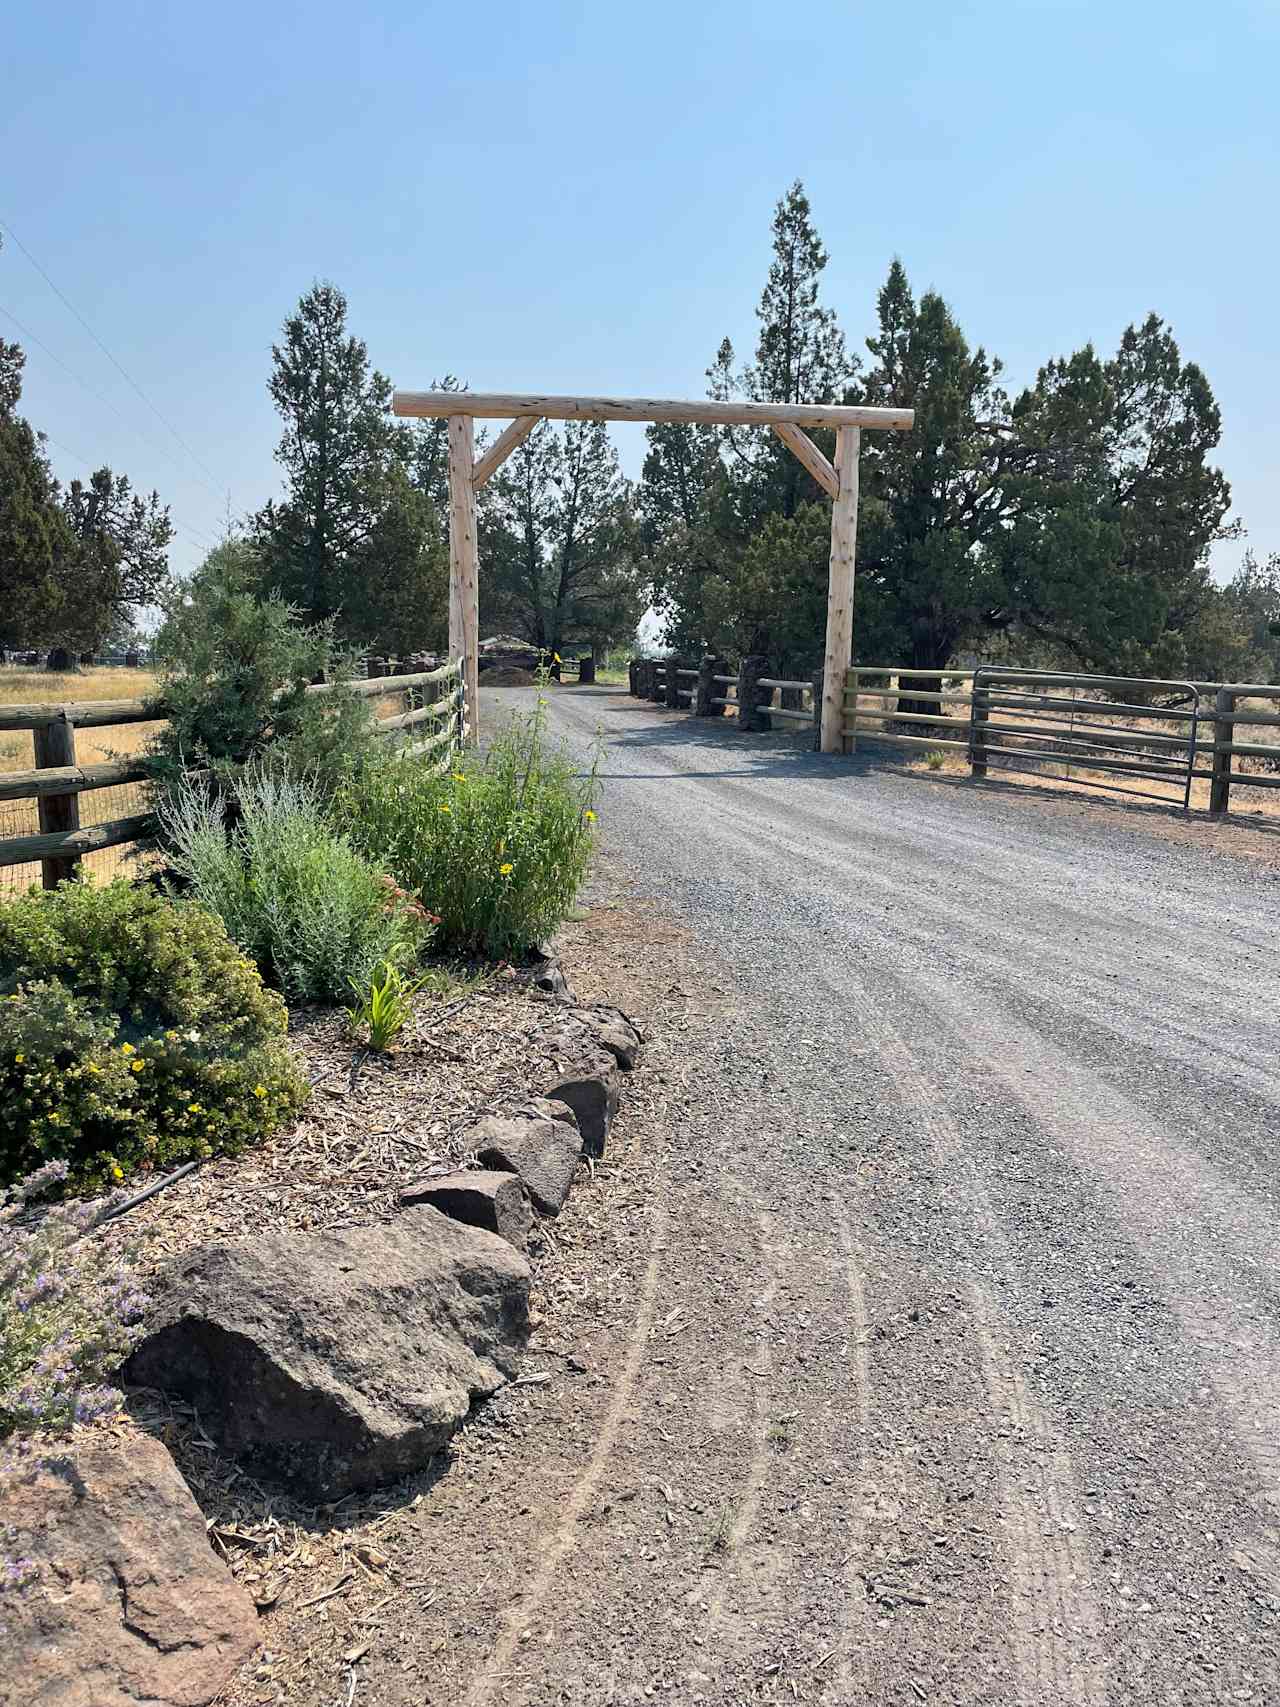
[400,386,914,753]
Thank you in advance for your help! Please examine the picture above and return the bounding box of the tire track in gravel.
[495,688,1280,1699]
[872,1025,1109,1707]
[462,1203,670,1707]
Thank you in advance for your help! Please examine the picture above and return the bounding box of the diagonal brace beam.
[471,416,540,490]
[772,423,840,500]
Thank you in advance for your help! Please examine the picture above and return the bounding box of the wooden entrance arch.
[391,390,914,752]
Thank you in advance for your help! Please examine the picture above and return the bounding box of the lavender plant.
[0,1161,148,1439]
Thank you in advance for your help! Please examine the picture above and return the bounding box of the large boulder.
[1,1431,258,1707]
[467,1098,583,1215]
[123,1208,530,1501]
[399,1168,532,1249]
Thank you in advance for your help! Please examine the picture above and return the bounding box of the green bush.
[158,767,427,1004]
[0,881,307,1190]
[144,542,378,830]
[337,704,598,958]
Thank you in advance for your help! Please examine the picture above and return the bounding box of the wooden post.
[1209,687,1235,814]
[969,676,990,778]
[696,655,726,718]
[448,416,479,745]
[35,714,81,889]
[820,427,860,754]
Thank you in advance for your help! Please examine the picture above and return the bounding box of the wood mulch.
[105,861,711,1704]
[119,975,581,1263]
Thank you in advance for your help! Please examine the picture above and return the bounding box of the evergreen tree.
[255,282,445,648]
[712,181,853,522]
[56,468,173,647]
[1002,315,1237,677]
[0,338,70,648]
[482,420,641,655]
[0,336,172,650]
[641,181,853,657]
[853,261,1016,697]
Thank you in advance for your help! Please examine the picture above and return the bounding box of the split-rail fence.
[0,659,466,892]
[629,656,1280,817]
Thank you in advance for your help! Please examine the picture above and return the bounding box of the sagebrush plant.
[336,695,600,958]
[144,543,378,833]
[158,766,428,1004]
[0,880,307,1190]
[926,749,946,771]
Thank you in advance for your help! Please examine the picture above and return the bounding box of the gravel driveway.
[336,684,1280,1707]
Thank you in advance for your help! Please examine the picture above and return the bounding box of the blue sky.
[3,0,1277,583]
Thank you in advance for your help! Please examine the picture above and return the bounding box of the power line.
[0,217,228,501]
[0,300,226,533]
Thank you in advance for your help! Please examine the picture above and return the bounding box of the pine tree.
[0,338,70,649]
[482,421,640,656]
[254,282,440,647]
[719,182,853,521]
[56,468,173,647]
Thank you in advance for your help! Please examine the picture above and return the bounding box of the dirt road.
[343,685,1280,1706]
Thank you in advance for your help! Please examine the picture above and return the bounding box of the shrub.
[0,881,307,1190]
[144,543,378,830]
[337,703,598,957]
[0,1161,147,1439]
[158,767,427,1004]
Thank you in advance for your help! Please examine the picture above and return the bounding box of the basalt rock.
[2,1432,259,1707]
[123,1208,529,1500]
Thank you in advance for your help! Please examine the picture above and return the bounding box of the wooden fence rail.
[629,658,1280,817]
[0,659,467,890]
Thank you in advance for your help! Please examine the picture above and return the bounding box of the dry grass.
[0,665,163,891]
[0,667,425,893]
[853,687,1280,820]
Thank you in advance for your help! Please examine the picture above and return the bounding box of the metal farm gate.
[969,669,1202,808]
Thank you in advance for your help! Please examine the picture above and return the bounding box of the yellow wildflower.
[187,1103,203,1114]
[253,1085,267,1098]
[584,809,597,822]
[87,1062,101,1075]
[452,772,466,783]
[131,1061,144,1073]
[438,802,451,814]
[121,1042,135,1055]
[499,862,514,876]
[111,1166,123,1180]
[14,1053,23,1064]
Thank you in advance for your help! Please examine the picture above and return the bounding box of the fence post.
[628,658,639,695]
[810,668,824,750]
[696,654,725,717]
[737,655,771,732]
[969,675,990,778]
[665,660,684,710]
[1210,687,1236,814]
[579,653,596,685]
[646,660,667,704]
[35,713,81,890]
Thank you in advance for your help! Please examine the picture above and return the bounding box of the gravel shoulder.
[217,684,1280,1706]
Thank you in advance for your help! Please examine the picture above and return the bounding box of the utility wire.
[0,216,228,500]
[1,300,223,541]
